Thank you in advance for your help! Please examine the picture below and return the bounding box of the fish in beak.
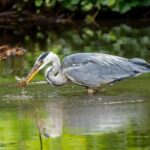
[17,52,51,86]
[17,62,44,86]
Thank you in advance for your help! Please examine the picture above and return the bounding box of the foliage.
[0,0,149,25]
[0,0,150,15]
[32,0,150,13]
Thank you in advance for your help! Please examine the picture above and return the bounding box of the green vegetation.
[9,0,150,13]
[37,0,150,13]
[0,0,149,24]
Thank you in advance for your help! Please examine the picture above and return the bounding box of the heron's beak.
[25,65,40,84]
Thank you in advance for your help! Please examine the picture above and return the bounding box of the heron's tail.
[129,58,150,73]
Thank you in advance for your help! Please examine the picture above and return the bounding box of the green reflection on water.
[0,99,150,150]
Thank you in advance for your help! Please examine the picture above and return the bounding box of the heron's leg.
[86,87,95,95]
[86,87,105,95]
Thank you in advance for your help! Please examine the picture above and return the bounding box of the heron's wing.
[62,53,138,87]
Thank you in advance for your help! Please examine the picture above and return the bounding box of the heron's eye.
[36,60,43,67]
[40,60,43,63]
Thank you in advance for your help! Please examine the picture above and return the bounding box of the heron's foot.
[86,87,98,95]
[86,87,105,95]
[86,88,95,95]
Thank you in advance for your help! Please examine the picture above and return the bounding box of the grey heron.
[23,52,150,95]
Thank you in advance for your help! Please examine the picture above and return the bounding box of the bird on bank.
[20,52,150,95]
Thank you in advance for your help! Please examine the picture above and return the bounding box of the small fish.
[15,76,27,86]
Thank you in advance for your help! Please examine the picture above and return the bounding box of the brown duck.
[0,45,26,60]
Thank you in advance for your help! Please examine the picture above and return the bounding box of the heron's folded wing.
[63,55,137,87]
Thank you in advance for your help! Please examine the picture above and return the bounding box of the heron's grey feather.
[61,53,150,87]
[129,58,150,73]
[129,58,148,65]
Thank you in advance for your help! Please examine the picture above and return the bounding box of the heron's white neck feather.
[49,52,61,68]
[44,53,67,85]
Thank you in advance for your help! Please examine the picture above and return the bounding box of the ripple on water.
[62,94,145,108]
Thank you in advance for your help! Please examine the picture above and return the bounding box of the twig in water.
[35,109,43,150]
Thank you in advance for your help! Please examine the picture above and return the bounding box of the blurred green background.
[0,24,150,80]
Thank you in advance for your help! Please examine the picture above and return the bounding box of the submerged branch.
[35,109,43,150]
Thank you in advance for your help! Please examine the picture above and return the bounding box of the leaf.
[82,3,93,11]
[35,0,43,7]
[130,1,139,7]
[140,0,150,6]
[99,0,109,6]
[108,0,116,6]
[63,0,80,9]
[119,1,131,13]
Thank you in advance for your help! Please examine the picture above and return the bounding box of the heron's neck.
[45,54,67,85]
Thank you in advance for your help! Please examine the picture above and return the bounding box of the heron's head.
[25,52,53,84]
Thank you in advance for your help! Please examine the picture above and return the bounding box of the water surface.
[0,76,150,150]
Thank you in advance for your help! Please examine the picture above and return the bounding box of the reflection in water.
[0,87,150,149]
[65,103,145,134]
[39,104,63,138]
[39,95,147,138]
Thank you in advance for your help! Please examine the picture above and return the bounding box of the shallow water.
[0,23,150,149]
[0,76,150,150]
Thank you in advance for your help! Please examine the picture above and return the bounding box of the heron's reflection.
[38,95,147,138]
[38,104,63,138]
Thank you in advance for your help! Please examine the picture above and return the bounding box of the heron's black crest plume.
[38,52,49,61]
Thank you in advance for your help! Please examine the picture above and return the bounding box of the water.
[0,77,150,150]
[0,22,150,149]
